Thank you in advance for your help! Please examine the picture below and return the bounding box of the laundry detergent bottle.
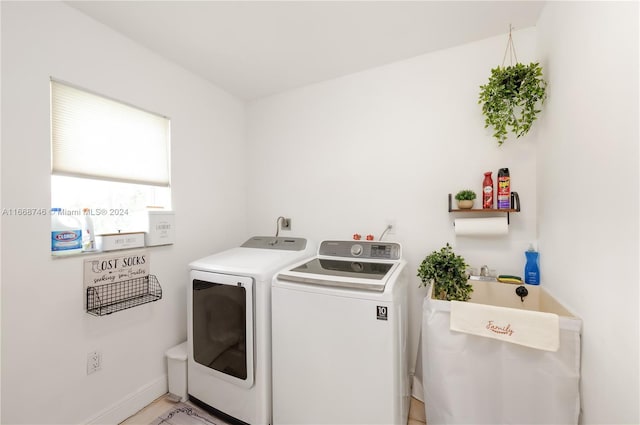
[524,244,540,285]
[51,208,82,255]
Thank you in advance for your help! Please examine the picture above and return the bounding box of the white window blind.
[51,80,170,187]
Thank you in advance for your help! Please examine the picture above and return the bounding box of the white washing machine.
[188,236,315,425]
[271,240,409,425]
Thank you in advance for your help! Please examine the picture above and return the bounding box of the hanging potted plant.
[478,27,548,146]
[417,244,473,301]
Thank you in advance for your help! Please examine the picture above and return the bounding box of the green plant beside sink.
[454,190,476,209]
[418,243,473,301]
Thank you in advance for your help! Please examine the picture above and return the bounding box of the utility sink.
[421,280,582,424]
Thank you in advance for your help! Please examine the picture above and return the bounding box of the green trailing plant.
[454,190,476,201]
[478,62,547,145]
[417,244,473,301]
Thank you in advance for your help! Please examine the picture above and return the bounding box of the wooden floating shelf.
[449,208,520,213]
[448,192,520,224]
[448,192,520,213]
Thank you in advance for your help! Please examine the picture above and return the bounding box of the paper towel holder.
[448,192,520,224]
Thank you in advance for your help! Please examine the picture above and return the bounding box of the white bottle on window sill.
[82,208,97,252]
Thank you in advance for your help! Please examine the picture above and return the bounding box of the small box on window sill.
[96,232,145,251]
[144,210,175,247]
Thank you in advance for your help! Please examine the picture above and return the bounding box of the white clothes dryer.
[188,236,315,425]
[271,240,409,425]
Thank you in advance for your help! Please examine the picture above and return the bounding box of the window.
[50,79,171,236]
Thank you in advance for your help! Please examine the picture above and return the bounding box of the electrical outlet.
[87,351,102,375]
[280,218,291,231]
[386,219,396,235]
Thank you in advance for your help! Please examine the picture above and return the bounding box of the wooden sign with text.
[83,249,150,288]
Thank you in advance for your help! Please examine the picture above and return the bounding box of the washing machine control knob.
[350,244,363,256]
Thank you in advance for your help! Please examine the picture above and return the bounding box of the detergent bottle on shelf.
[524,244,540,285]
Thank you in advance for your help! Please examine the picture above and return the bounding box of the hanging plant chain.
[502,24,519,66]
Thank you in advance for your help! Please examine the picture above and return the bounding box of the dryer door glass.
[192,279,247,380]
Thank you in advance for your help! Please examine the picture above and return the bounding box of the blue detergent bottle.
[524,244,540,285]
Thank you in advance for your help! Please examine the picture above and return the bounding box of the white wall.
[3,3,637,424]
[1,2,246,424]
[247,28,539,381]
[536,2,639,424]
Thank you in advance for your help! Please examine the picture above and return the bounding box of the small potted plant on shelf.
[417,244,473,301]
[454,190,476,209]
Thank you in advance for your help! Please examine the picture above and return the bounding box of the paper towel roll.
[454,217,508,236]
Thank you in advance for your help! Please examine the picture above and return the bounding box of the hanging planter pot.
[478,27,548,146]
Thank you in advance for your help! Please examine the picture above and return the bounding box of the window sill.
[51,243,172,259]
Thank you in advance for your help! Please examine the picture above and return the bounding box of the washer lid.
[290,258,393,280]
[189,237,314,280]
[277,258,399,292]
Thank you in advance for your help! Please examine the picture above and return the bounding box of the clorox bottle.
[51,208,82,255]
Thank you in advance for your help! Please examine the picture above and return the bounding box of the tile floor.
[120,395,176,425]
[408,397,427,425]
[120,394,427,424]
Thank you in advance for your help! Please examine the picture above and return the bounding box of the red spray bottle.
[482,172,493,209]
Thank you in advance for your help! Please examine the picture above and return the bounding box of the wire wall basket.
[87,274,162,316]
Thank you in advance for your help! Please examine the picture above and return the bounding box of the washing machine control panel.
[370,244,393,258]
[320,241,401,260]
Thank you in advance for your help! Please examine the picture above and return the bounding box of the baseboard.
[411,375,424,402]
[84,375,168,425]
